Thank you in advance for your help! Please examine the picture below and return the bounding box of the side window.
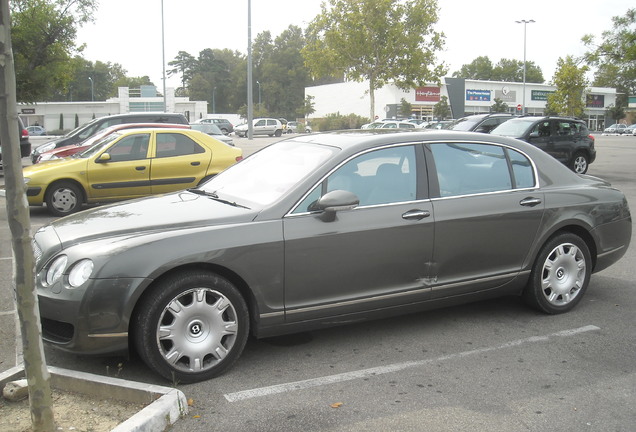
[255,120,265,127]
[155,133,205,158]
[293,145,417,213]
[507,149,535,189]
[430,143,512,197]
[532,121,551,137]
[104,134,150,162]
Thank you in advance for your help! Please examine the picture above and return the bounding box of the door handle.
[402,209,431,220]
[520,197,542,207]
[191,161,201,166]
[135,166,146,171]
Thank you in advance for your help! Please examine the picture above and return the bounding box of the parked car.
[234,118,283,137]
[36,123,192,163]
[32,130,631,383]
[286,121,312,134]
[621,123,636,136]
[190,123,234,146]
[603,124,627,135]
[360,121,385,129]
[26,125,47,136]
[30,112,189,163]
[447,113,514,133]
[491,116,596,174]
[0,118,31,171]
[423,120,453,130]
[374,121,416,129]
[196,118,234,134]
[23,128,242,216]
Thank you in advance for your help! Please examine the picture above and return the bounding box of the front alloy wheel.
[133,271,249,383]
[571,152,588,174]
[523,233,591,314]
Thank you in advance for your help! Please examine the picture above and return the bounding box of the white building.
[305,78,618,131]
[18,86,208,133]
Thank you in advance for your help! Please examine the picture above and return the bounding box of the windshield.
[448,117,482,131]
[199,141,337,206]
[491,119,536,137]
[77,132,122,158]
[191,123,223,135]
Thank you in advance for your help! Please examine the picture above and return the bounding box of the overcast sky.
[76,0,633,89]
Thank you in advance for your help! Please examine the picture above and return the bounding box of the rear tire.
[570,152,589,174]
[132,271,249,383]
[274,129,282,137]
[522,233,591,314]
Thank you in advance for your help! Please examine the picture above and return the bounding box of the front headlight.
[36,142,55,154]
[45,255,68,286]
[68,259,94,288]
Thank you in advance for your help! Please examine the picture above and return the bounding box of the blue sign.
[466,90,491,101]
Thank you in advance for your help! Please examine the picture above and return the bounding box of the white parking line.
[224,325,600,402]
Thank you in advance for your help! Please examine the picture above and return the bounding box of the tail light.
[21,128,29,137]
[235,156,243,162]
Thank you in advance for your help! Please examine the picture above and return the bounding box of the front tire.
[133,271,249,383]
[274,129,282,137]
[45,181,83,216]
[523,233,591,314]
[570,152,589,174]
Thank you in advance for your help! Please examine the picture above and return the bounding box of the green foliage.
[545,56,588,117]
[313,112,370,131]
[490,98,509,113]
[582,8,635,107]
[453,56,544,83]
[303,0,446,119]
[399,98,413,118]
[433,96,451,119]
[10,0,98,102]
[301,95,316,118]
[606,104,626,122]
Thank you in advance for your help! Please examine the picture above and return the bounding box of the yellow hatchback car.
[24,128,243,216]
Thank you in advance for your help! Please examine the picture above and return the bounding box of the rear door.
[149,131,212,194]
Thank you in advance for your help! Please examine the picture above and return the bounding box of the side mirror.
[528,131,540,139]
[311,190,359,222]
[97,153,112,163]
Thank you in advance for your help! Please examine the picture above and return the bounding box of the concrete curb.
[0,365,188,431]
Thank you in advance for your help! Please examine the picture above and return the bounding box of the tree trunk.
[0,2,55,431]
[369,77,376,121]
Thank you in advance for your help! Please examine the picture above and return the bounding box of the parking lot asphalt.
[1,133,635,431]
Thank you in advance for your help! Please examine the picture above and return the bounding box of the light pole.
[516,19,534,116]
[88,77,94,101]
[256,80,261,109]
[247,0,253,139]
[161,0,167,112]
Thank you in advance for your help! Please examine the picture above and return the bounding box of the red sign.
[516,104,522,111]
[416,86,441,102]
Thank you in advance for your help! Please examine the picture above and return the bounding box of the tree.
[399,98,413,118]
[490,98,509,113]
[1,1,55,430]
[491,58,544,83]
[433,95,451,119]
[167,50,197,93]
[10,0,98,102]
[582,8,635,107]
[452,56,494,80]
[545,56,588,118]
[606,104,626,123]
[303,0,446,119]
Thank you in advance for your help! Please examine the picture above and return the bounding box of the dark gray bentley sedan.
[33,130,631,383]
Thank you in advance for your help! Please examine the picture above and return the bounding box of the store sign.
[415,86,440,102]
[586,94,605,108]
[494,86,516,102]
[466,90,491,101]
[21,108,35,114]
[531,90,554,101]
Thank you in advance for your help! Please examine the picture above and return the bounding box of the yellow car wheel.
[45,181,83,216]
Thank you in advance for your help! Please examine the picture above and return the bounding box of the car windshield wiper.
[186,188,250,209]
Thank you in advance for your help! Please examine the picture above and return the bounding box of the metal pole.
[88,77,94,101]
[516,19,534,116]
[247,0,254,139]
[161,0,167,112]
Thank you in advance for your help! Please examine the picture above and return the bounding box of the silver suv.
[235,118,283,137]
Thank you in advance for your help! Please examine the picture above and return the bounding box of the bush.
[312,112,370,132]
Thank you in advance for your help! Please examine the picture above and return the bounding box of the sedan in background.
[27,125,47,136]
[603,124,627,135]
[446,113,514,133]
[622,124,636,136]
[31,130,630,383]
[190,123,234,146]
[24,128,242,216]
[286,121,312,134]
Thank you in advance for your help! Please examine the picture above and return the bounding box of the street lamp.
[256,80,261,108]
[247,0,253,139]
[516,19,534,116]
[161,0,167,112]
[88,76,94,101]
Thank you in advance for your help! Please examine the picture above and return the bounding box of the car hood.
[23,156,87,176]
[43,191,260,249]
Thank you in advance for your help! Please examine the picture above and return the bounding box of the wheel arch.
[44,178,87,204]
[535,224,598,271]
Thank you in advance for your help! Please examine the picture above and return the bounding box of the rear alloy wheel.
[45,181,83,216]
[133,271,249,383]
[523,233,591,314]
[570,152,589,174]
